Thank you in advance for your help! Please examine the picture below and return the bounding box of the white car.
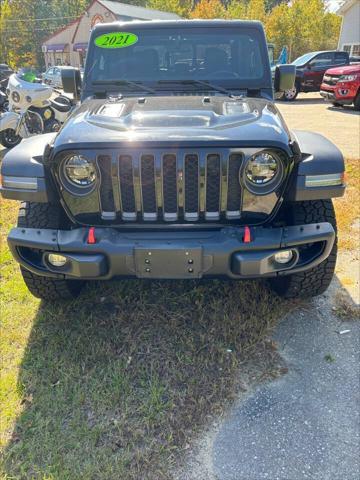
[42,66,67,88]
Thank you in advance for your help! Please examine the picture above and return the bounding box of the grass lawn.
[0,159,358,479]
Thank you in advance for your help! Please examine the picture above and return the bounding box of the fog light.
[274,250,293,264]
[48,253,67,267]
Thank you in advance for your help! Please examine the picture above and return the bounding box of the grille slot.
[226,154,242,219]
[119,155,136,220]
[97,155,115,219]
[140,155,157,219]
[205,154,221,219]
[162,154,178,221]
[184,154,199,220]
[111,149,246,222]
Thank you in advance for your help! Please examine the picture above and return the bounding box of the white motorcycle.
[0,71,73,148]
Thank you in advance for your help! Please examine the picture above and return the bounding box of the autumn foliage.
[0,0,342,69]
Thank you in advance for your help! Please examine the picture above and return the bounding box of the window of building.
[352,44,360,57]
[342,45,351,53]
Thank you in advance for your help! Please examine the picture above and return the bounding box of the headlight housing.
[243,151,284,195]
[60,154,97,194]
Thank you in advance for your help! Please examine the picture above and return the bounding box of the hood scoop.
[87,96,262,131]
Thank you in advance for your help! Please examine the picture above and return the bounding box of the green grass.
[1,156,358,478]
[0,198,291,479]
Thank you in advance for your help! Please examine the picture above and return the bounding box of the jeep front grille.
[96,149,245,222]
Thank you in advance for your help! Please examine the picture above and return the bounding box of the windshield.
[291,52,316,66]
[86,27,267,90]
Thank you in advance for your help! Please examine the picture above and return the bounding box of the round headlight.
[246,152,278,185]
[243,151,283,195]
[63,155,96,187]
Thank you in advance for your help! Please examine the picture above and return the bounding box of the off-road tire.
[17,202,84,301]
[269,200,337,298]
[354,92,360,111]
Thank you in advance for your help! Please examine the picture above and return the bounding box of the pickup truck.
[282,50,349,101]
[0,20,345,302]
[320,64,360,110]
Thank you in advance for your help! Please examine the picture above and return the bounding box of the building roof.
[98,0,180,20]
[337,0,360,15]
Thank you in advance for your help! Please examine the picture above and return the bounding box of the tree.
[246,0,266,22]
[190,0,227,18]
[227,0,247,19]
[266,0,341,61]
[227,0,266,22]
[0,0,91,69]
[147,0,192,17]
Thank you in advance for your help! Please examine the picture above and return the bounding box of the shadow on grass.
[2,279,292,480]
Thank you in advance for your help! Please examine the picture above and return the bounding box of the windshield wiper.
[157,79,235,96]
[92,80,156,94]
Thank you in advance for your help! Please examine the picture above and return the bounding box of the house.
[337,0,360,57]
[42,0,180,68]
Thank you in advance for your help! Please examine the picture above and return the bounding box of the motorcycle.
[0,70,73,148]
[0,78,9,112]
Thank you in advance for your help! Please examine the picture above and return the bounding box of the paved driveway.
[276,93,360,159]
[213,286,359,480]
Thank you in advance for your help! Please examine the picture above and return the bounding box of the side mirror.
[274,64,296,93]
[61,67,82,100]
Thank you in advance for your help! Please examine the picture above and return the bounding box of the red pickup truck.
[320,64,360,110]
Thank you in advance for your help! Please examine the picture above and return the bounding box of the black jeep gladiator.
[0,20,345,301]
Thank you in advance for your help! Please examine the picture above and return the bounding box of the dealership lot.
[277,93,360,159]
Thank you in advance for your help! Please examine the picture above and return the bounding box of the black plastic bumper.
[8,223,336,280]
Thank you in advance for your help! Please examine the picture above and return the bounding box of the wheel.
[282,83,299,101]
[0,128,22,148]
[269,200,337,299]
[17,202,84,301]
[354,92,360,111]
[44,118,61,133]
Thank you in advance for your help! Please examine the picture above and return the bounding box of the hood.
[325,65,360,76]
[54,95,291,151]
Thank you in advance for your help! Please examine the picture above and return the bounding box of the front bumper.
[320,88,354,105]
[8,223,335,280]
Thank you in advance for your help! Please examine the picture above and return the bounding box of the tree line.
[0,0,341,69]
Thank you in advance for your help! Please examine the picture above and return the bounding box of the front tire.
[0,128,22,148]
[269,200,337,298]
[354,92,360,111]
[17,202,84,301]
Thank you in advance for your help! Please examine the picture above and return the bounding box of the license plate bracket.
[134,246,203,279]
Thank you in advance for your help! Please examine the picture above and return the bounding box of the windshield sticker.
[94,32,138,49]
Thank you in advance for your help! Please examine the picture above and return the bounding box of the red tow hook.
[87,227,96,244]
[243,225,251,243]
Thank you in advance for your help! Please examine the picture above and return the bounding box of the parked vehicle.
[42,66,68,88]
[282,50,349,101]
[0,63,13,82]
[320,64,360,110]
[0,71,73,148]
[0,20,345,302]
[0,78,9,112]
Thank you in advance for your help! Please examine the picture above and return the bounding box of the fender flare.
[286,130,345,201]
[0,133,57,202]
